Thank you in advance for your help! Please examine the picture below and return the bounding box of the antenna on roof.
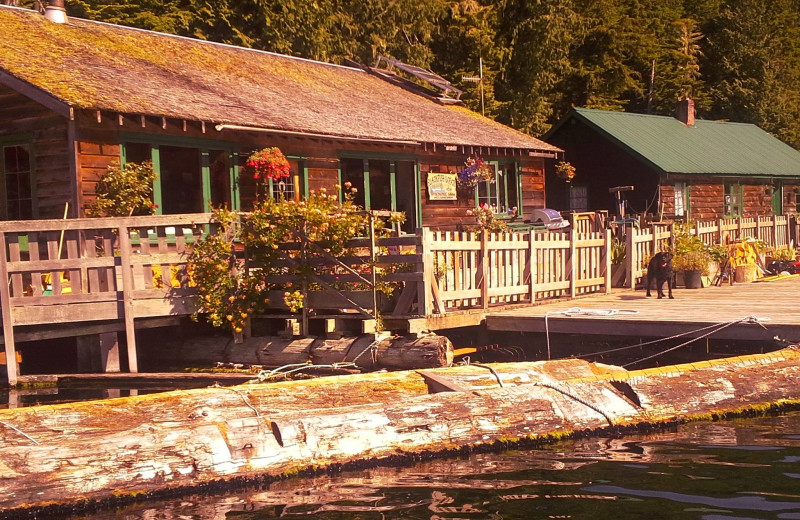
[374,56,462,101]
[461,56,485,116]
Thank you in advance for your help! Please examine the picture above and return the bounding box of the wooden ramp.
[486,277,800,342]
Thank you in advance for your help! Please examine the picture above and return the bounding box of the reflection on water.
[72,412,800,520]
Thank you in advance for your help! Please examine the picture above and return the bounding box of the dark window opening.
[2,144,33,220]
[160,145,203,214]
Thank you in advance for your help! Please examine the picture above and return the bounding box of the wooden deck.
[486,276,800,342]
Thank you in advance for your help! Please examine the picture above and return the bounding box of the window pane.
[209,149,231,208]
[2,145,33,220]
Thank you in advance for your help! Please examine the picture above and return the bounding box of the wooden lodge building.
[543,100,800,221]
[0,4,561,231]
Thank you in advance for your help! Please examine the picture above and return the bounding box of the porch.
[0,212,797,385]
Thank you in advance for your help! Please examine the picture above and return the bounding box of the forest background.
[11,0,800,148]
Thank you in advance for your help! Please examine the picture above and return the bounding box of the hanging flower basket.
[246,147,291,181]
[457,157,494,189]
[555,161,576,183]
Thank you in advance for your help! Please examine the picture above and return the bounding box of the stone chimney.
[44,0,67,24]
[676,97,695,126]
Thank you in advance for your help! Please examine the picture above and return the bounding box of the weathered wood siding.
[660,181,800,220]
[0,85,72,219]
[67,115,547,228]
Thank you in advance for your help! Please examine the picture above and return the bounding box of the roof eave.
[0,70,73,120]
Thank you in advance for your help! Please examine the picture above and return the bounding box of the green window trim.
[120,136,239,214]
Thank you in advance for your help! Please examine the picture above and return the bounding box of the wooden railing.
[1,211,797,384]
[0,214,213,385]
[424,229,612,313]
[622,214,797,288]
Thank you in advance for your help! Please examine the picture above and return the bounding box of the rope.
[622,315,770,368]
[213,384,261,417]
[0,419,40,445]
[545,307,639,360]
[534,382,614,427]
[461,361,505,388]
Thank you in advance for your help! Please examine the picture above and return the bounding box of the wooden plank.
[28,232,42,297]
[6,234,24,298]
[0,231,19,386]
[117,226,138,372]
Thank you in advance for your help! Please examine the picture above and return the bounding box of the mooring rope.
[622,315,770,368]
[0,419,40,445]
[545,307,639,360]
[534,381,614,427]
[213,384,261,417]
[456,359,505,388]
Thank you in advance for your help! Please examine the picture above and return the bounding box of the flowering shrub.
[457,157,494,188]
[555,161,576,183]
[187,183,402,332]
[245,147,291,182]
[186,208,266,333]
[466,203,508,232]
[88,161,157,217]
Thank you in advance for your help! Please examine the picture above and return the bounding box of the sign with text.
[427,172,457,200]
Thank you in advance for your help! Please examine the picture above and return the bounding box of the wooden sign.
[427,172,457,200]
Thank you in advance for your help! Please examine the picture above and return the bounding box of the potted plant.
[672,250,712,288]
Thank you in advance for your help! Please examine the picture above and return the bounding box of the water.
[74,411,800,520]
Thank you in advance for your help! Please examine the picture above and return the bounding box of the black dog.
[646,251,674,299]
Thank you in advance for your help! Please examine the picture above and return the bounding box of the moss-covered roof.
[0,6,559,152]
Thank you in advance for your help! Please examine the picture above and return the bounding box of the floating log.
[139,332,453,371]
[1,348,799,514]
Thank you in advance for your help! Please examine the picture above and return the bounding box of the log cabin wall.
[660,180,800,220]
[0,85,72,220]
[70,113,548,230]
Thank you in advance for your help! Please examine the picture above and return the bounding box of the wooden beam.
[161,117,167,129]
[140,115,146,128]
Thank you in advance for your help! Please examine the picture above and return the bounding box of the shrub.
[87,161,157,217]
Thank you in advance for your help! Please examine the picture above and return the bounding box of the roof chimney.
[676,97,695,126]
[44,0,67,24]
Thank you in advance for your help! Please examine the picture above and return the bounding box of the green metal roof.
[551,107,800,178]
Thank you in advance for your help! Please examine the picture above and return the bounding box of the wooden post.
[773,215,780,247]
[527,231,537,303]
[0,231,19,386]
[480,229,489,309]
[603,231,612,294]
[625,226,636,289]
[568,229,577,298]
[417,228,432,316]
[718,218,725,244]
[738,216,744,241]
[117,225,139,373]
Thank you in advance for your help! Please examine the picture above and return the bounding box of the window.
[269,159,302,201]
[724,182,742,217]
[122,140,238,214]
[674,181,687,217]
[1,143,34,220]
[477,163,520,216]
[340,156,418,231]
[569,185,588,212]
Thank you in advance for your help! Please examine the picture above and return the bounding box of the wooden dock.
[486,276,800,342]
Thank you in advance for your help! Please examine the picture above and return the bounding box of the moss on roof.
[0,6,559,151]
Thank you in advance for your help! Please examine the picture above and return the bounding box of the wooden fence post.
[0,231,18,386]
[625,227,636,289]
[603,231,612,294]
[416,227,431,316]
[480,230,489,309]
[773,215,780,247]
[528,232,537,303]
[117,225,139,373]
[569,230,577,298]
